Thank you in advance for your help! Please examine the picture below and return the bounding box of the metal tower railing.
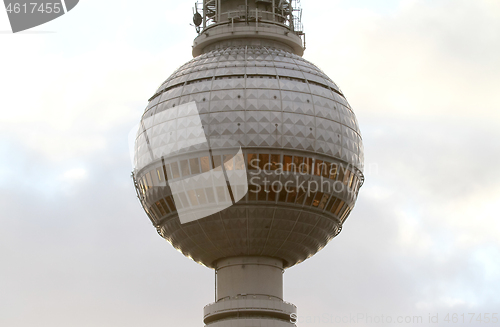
[193,0,304,35]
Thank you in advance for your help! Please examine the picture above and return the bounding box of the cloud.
[1,1,499,326]
[61,167,87,181]
[305,0,500,121]
[284,1,500,324]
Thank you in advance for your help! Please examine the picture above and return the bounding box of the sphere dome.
[133,45,364,269]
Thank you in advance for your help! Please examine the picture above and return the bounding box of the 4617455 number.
[6,2,62,14]
[444,313,498,324]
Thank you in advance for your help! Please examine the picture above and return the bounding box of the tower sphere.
[134,44,364,268]
[134,1,364,268]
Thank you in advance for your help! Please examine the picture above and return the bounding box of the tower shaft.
[203,256,296,326]
[217,257,283,300]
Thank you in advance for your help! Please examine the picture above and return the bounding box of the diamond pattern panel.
[279,78,309,92]
[303,72,328,85]
[183,80,212,94]
[246,77,280,89]
[276,67,304,79]
[212,77,245,91]
[281,91,314,115]
[309,84,332,98]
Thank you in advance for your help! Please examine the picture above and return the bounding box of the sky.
[1,0,499,326]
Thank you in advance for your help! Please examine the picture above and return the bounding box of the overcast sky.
[1,0,499,326]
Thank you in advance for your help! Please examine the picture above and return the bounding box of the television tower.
[132,1,364,326]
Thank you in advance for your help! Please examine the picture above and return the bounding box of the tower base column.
[203,256,296,326]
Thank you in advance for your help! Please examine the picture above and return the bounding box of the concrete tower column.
[203,256,295,326]
[216,256,283,300]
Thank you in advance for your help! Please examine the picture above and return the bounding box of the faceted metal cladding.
[133,45,364,269]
